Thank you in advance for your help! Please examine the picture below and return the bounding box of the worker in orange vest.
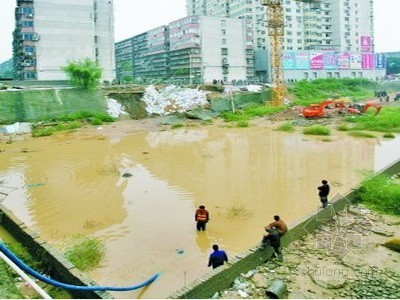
[195,205,210,231]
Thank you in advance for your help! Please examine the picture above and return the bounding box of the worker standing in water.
[318,180,330,208]
[195,205,209,231]
[208,244,228,269]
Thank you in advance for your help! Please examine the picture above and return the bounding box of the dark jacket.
[318,183,330,197]
[208,250,228,269]
[263,231,281,248]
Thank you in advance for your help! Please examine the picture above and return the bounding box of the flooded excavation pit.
[1,123,399,298]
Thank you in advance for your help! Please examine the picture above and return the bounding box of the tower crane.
[263,0,321,106]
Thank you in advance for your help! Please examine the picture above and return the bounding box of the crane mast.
[263,0,321,106]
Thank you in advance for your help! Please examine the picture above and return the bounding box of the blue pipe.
[0,242,159,291]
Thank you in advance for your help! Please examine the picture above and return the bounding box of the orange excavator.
[302,99,382,118]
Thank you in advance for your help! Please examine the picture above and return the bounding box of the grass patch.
[226,202,252,219]
[31,111,116,138]
[237,121,249,127]
[302,125,331,136]
[336,123,350,131]
[288,78,376,106]
[0,260,24,299]
[221,103,286,123]
[276,122,295,132]
[345,107,400,133]
[32,127,55,137]
[348,131,376,138]
[383,238,400,253]
[355,172,400,216]
[171,123,184,129]
[383,238,400,252]
[64,235,105,271]
[383,133,396,138]
[320,137,333,142]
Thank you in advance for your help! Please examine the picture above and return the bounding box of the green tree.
[62,58,102,90]
[387,57,400,75]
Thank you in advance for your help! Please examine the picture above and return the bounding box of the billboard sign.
[350,53,362,69]
[362,53,374,69]
[323,52,338,70]
[338,52,350,70]
[375,53,386,69]
[295,52,310,69]
[310,52,324,70]
[361,36,372,52]
[283,52,296,70]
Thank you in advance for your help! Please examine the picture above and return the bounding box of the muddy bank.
[217,204,400,299]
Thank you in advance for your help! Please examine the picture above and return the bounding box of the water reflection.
[0,126,399,298]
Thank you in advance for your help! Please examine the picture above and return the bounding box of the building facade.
[13,0,115,81]
[186,0,385,81]
[115,16,248,84]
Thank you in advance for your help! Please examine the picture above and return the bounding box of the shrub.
[62,58,103,91]
[302,125,331,136]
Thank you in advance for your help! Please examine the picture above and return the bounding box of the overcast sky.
[1,0,399,62]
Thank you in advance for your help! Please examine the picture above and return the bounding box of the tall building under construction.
[13,0,115,81]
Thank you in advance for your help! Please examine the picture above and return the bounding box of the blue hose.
[0,242,159,291]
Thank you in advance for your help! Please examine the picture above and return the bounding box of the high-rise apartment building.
[13,0,115,81]
[115,16,248,84]
[186,0,374,52]
[186,0,384,81]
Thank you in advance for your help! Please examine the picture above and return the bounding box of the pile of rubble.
[215,205,400,299]
[141,85,209,115]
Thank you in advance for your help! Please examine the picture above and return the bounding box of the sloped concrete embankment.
[168,159,400,299]
[0,204,111,299]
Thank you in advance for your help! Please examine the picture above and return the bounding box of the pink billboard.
[338,52,350,70]
[362,53,374,69]
[361,36,372,52]
[310,52,324,70]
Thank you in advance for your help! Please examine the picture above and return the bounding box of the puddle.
[0,125,399,298]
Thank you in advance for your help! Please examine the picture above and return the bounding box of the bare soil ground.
[218,205,400,299]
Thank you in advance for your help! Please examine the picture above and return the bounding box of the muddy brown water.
[1,123,400,299]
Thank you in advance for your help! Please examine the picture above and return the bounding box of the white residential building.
[13,0,115,81]
[115,16,248,84]
[186,0,385,81]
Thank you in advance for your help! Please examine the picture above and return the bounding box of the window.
[23,46,35,54]
[21,20,34,27]
[20,7,34,15]
[22,33,38,40]
[24,72,36,79]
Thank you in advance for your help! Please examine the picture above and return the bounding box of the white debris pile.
[246,85,264,92]
[107,98,128,118]
[142,85,209,115]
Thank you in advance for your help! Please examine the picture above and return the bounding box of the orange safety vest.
[196,209,209,222]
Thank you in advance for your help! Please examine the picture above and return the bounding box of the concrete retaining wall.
[169,158,400,299]
[0,204,111,299]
